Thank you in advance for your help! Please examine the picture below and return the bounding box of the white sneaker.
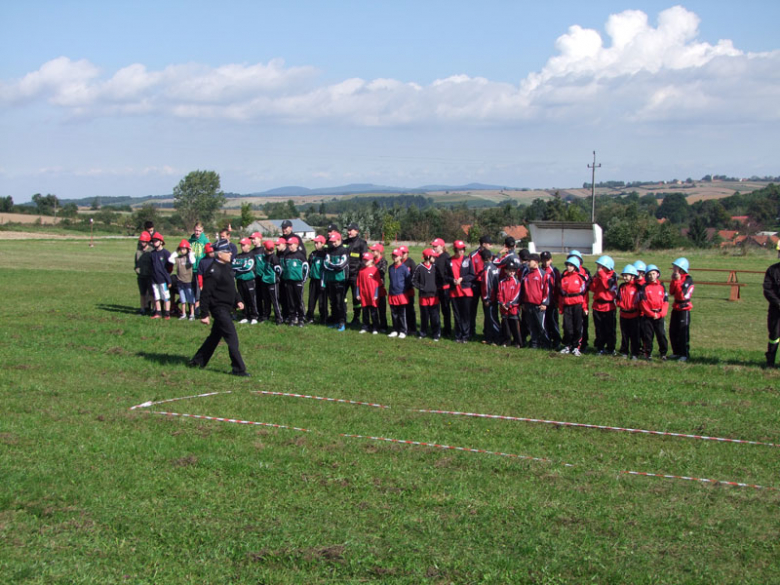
[572,348,582,356]
[178,314,187,320]
[250,319,258,325]
[560,347,570,355]
[678,356,688,362]
[372,330,378,335]
[239,319,249,324]
[388,331,399,338]
[189,316,195,321]
[359,329,367,334]
[398,333,406,339]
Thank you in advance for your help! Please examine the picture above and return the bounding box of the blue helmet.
[621,264,639,277]
[565,256,581,270]
[645,264,660,276]
[672,257,690,273]
[568,250,583,260]
[633,260,647,273]
[596,255,615,272]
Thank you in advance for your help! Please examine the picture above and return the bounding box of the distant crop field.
[0,212,62,225]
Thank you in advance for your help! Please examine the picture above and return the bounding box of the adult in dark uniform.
[343,222,368,326]
[764,260,780,368]
[188,239,249,376]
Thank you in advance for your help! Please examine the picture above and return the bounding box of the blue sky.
[1,1,779,202]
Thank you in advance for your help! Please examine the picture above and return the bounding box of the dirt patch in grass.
[247,544,346,565]
[0,432,19,445]
[170,455,198,467]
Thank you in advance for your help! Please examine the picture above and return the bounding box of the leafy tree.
[747,198,776,226]
[95,208,117,227]
[90,197,101,210]
[0,196,13,212]
[655,193,690,224]
[173,170,225,230]
[381,214,401,243]
[59,203,79,218]
[687,216,711,248]
[240,202,255,228]
[131,204,159,233]
[286,199,299,219]
[32,193,59,215]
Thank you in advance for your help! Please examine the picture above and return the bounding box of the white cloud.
[1,6,778,126]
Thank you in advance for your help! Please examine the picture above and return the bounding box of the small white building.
[527,221,603,255]
[245,218,316,241]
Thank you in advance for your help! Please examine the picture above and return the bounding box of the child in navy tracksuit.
[387,249,411,338]
[412,249,441,340]
[480,249,501,345]
[149,232,173,319]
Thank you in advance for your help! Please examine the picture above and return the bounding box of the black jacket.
[412,263,438,297]
[344,236,368,277]
[200,260,239,317]
[764,262,780,307]
[434,251,451,290]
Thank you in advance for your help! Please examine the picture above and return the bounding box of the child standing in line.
[371,243,388,333]
[558,256,588,356]
[275,238,289,322]
[282,236,309,327]
[480,248,501,345]
[134,232,153,315]
[446,240,476,343]
[633,260,647,286]
[616,264,641,360]
[639,264,669,361]
[306,235,328,324]
[357,252,382,334]
[322,232,349,332]
[520,253,551,349]
[540,251,562,349]
[387,249,411,338]
[256,240,284,324]
[400,245,417,334]
[149,233,172,320]
[412,248,441,341]
[233,237,258,324]
[567,250,591,351]
[669,257,694,361]
[172,239,197,321]
[497,259,522,347]
[589,255,618,355]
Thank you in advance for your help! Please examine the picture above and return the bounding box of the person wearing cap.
[446,240,476,343]
[616,264,642,359]
[399,245,417,333]
[387,248,411,338]
[431,238,452,337]
[172,239,197,321]
[370,243,389,332]
[412,248,441,340]
[639,265,668,360]
[480,248,501,345]
[306,235,328,324]
[274,238,289,321]
[468,235,493,340]
[143,220,155,239]
[281,219,307,255]
[343,223,368,327]
[589,255,618,355]
[149,233,173,320]
[189,239,249,377]
[356,252,382,334]
[763,258,780,368]
[255,240,284,324]
[540,251,562,349]
[567,250,592,351]
[134,232,154,315]
[232,238,259,324]
[494,236,519,277]
[322,232,350,331]
[249,232,265,319]
[558,256,588,356]
[521,253,551,349]
[218,227,238,260]
[280,236,309,327]
[188,221,210,316]
[668,257,694,361]
[498,259,523,347]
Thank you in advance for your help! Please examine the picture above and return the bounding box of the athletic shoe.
[231,371,251,377]
[398,333,406,339]
[359,329,367,334]
[598,349,606,355]
[189,316,195,321]
[559,347,570,354]
[179,314,187,320]
[572,348,582,356]
[433,337,440,342]
[372,330,378,335]
[678,356,688,362]
[250,319,258,325]
[631,355,638,361]
[239,319,249,324]
[668,354,680,360]
[297,322,304,328]
[337,324,345,332]
[163,315,171,321]
[388,331,399,338]
[661,355,667,361]
[620,353,628,358]
[150,314,161,319]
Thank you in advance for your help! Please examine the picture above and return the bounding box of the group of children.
[134,226,694,361]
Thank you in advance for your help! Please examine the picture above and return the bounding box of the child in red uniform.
[498,259,522,347]
[616,264,641,359]
[521,253,550,348]
[387,249,411,338]
[668,257,694,361]
[399,245,417,333]
[446,240,475,343]
[357,252,382,334]
[412,248,441,340]
[558,256,588,356]
[639,264,668,360]
[589,255,617,355]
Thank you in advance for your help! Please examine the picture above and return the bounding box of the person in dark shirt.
[343,223,368,326]
[188,239,249,377]
[764,260,780,368]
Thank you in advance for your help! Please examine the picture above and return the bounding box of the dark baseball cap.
[213,239,231,253]
[281,220,293,229]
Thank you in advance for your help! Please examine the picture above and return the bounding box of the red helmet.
[178,239,191,249]
[138,232,152,242]
[151,233,165,243]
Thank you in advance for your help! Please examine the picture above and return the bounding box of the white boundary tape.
[253,390,389,408]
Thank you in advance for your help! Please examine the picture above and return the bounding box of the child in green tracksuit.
[255,240,284,324]
[281,236,309,327]
[306,235,327,324]
[232,238,258,324]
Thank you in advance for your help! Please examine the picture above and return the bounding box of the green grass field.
[1,239,778,584]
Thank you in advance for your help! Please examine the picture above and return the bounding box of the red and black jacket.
[616,281,640,319]
[669,274,694,311]
[589,269,617,312]
[639,280,668,318]
[558,270,588,313]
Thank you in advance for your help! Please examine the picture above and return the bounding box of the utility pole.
[588,151,601,223]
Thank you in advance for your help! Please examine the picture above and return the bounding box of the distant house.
[730,215,749,225]
[245,218,315,241]
[718,229,739,242]
[501,225,529,241]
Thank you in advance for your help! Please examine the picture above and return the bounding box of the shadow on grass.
[97,303,141,315]
[137,351,190,366]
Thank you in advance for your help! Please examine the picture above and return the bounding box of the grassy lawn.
[1,239,778,584]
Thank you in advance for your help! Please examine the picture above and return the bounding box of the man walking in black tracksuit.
[764,260,780,368]
[189,239,249,376]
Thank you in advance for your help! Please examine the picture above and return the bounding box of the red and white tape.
[130,391,231,410]
[622,470,777,491]
[415,409,779,448]
[253,390,389,408]
[341,433,575,467]
[152,410,310,432]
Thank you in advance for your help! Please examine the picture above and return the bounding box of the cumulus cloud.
[1,6,778,125]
